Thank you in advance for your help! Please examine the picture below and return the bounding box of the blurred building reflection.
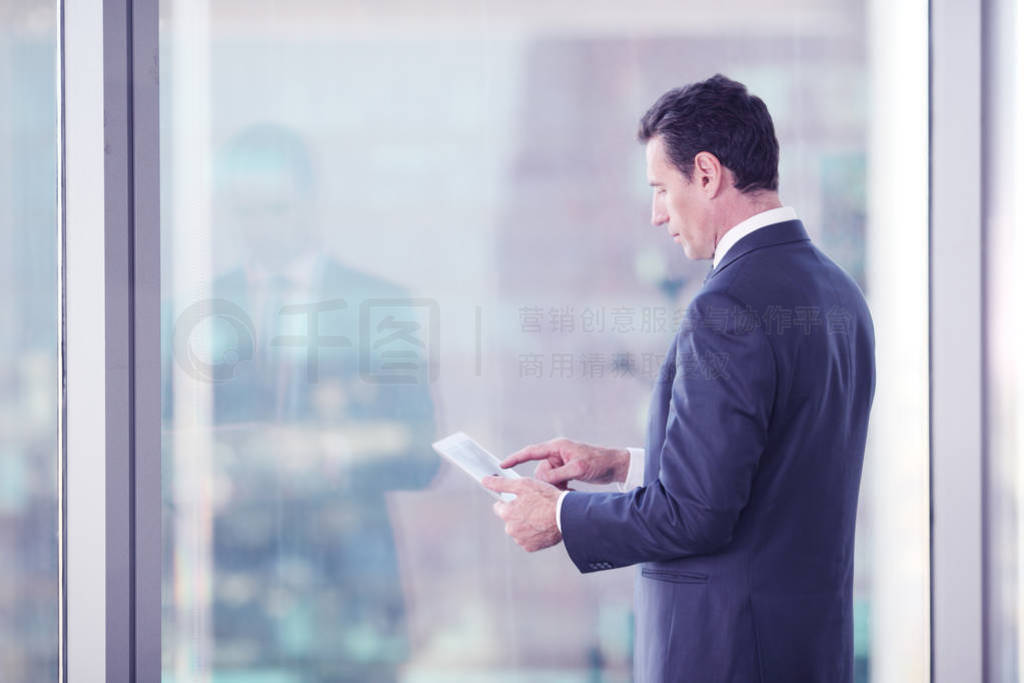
[158,1,928,681]
[163,124,438,681]
[0,4,60,681]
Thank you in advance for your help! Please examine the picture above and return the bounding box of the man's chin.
[680,244,712,262]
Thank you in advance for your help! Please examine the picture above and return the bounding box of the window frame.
[57,0,987,679]
[62,0,161,680]
[929,0,985,680]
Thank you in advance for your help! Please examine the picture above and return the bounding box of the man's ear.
[693,151,724,197]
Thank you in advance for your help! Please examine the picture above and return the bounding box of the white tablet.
[432,431,521,502]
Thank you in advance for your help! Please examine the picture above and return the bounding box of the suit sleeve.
[560,289,776,572]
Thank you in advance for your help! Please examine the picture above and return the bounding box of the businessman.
[483,74,876,682]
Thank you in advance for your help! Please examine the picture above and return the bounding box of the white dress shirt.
[713,206,798,269]
[555,206,798,533]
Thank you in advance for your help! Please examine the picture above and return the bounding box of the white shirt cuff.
[557,448,644,534]
[617,447,645,492]
[556,490,570,533]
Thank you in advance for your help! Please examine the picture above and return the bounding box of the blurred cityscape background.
[157,1,918,679]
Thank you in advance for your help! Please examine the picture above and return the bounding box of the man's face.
[218,166,315,270]
[645,136,714,260]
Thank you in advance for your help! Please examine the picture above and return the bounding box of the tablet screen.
[432,431,520,501]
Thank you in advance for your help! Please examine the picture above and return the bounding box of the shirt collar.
[713,206,798,269]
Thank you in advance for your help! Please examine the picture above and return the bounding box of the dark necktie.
[259,274,302,419]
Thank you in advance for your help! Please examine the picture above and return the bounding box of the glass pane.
[0,2,61,681]
[159,2,929,681]
[985,0,1023,678]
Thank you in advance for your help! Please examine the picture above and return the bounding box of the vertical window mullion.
[63,0,160,680]
[929,0,985,680]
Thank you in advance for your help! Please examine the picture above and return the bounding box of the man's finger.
[534,460,559,483]
[534,459,554,478]
[482,475,525,494]
[537,475,571,491]
[500,443,555,469]
[543,461,583,485]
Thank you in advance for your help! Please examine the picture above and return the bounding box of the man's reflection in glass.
[168,123,438,682]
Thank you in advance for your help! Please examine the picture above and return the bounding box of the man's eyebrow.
[648,180,662,187]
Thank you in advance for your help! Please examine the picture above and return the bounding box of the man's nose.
[651,194,668,226]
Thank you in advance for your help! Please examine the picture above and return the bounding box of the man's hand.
[482,476,562,552]
[499,437,630,490]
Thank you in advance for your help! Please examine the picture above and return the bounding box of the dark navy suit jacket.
[560,220,876,682]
